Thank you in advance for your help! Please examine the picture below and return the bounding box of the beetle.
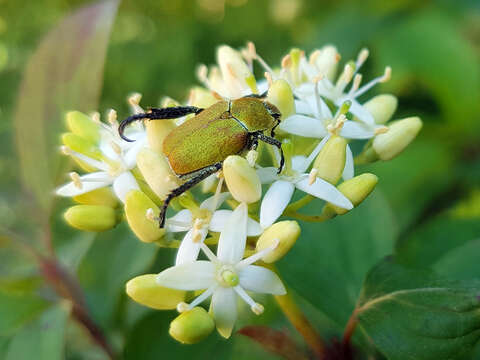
[118,95,284,228]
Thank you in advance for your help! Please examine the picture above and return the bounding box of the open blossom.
[166,190,262,265]
[157,202,286,338]
[56,110,146,203]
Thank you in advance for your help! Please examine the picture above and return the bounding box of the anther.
[351,74,363,93]
[251,303,264,315]
[281,54,292,69]
[177,302,189,313]
[196,64,208,83]
[107,109,118,126]
[91,112,101,124]
[110,141,122,155]
[381,66,392,83]
[246,150,258,167]
[264,71,273,87]
[128,93,143,114]
[309,49,321,65]
[69,172,83,189]
[374,126,389,135]
[61,145,72,155]
[357,48,369,66]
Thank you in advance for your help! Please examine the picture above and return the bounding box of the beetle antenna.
[118,113,152,142]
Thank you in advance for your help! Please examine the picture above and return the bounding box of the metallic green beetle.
[119,95,284,228]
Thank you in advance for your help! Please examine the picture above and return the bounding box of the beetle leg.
[242,90,268,99]
[158,162,223,228]
[118,106,203,142]
[255,133,284,174]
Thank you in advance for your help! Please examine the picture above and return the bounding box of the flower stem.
[275,291,325,359]
[284,210,330,223]
[284,195,314,213]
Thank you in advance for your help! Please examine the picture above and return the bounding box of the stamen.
[350,74,363,94]
[356,48,369,69]
[264,71,273,87]
[236,239,279,269]
[327,114,346,135]
[145,208,157,222]
[234,286,264,315]
[177,285,217,312]
[60,146,108,171]
[210,177,224,212]
[91,112,101,124]
[251,43,275,76]
[110,141,122,155]
[309,49,321,65]
[69,172,83,189]
[61,145,72,155]
[374,126,389,135]
[308,168,318,185]
[354,66,392,98]
[196,64,209,84]
[177,302,189,313]
[335,63,355,95]
[107,109,118,126]
[299,135,330,173]
[128,93,143,114]
[281,54,292,69]
[200,242,218,263]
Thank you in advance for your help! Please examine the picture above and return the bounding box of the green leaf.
[77,223,158,327]
[13,0,119,214]
[433,238,480,281]
[356,258,480,360]
[0,292,49,336]
[397,215,480,267]
[277,191,397,327]
[5,302,71,360]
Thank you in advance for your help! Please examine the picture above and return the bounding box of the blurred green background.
[1,0,479,359]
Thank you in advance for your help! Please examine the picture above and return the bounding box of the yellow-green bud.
[223,155,261,203]
[126,274,185,310]
[373,117,422,160]
[363,94,398,125]
[256,221,300,263]
[188,86,218,108]
[65,111,99,144]
[64,205,116,232]
[325,173,378,215]
[146,120,176,154]
[313,135,347,185]
[169,307,215,344]
[267,79,295,119]
[125,190,165,243]
[136,148,181,200]
[62,133,102,160]
[73,187,118,208]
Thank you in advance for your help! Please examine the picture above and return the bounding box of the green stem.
[342,309,359,346]
[284,211,330,223]
[284,195,314,213]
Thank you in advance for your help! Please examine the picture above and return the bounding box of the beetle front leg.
[256,133,284,174]
[158,162,223,228]
[118,106,203,142]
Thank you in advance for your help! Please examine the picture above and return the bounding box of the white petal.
[260,180,295,228]
[166,209,192,232]
[156,261,215,290]
[209,210,233,233]
[340,121,374,139]
[239,265,286,295]
[55,172,113,197]
[175,229,206,265]
[294,99,313,115]
[295,176,353,210]
[217,202,247,264]
[256,167,278,184]
[211,287,237,339]
[112,171,140,203]
[124,135,147,169]
[342,144,354,180]
[200,192,230,211]
[208,210,262,236]
[305,93,332,120]
[280,115,326,138]
[337,97,374,125]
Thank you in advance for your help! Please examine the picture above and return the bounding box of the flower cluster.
[56,43,422,343]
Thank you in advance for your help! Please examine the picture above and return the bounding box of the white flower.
[258,139,353,228]
[56,110,147,203]
[166,191,262,265]
[157,202,286,338]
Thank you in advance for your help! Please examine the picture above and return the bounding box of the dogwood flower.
[56,109,147,203]
[258,138,353,228]
[156,202,286,338]
[165,187,262,265]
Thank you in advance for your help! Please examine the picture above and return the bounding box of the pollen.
[251,303,264,315]
[69,172,83,189]
[308,168,318,185]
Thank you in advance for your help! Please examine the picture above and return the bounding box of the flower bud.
[256,221,300,263]
[313,135,347,185]
[124,190,165,243]
[62,133,102,160]
[136,148,181,200]
[217,45,257,97]
[266,79,295,118]
[126,274,185,310]
[73,187,118,208]
[312,45,339,80]
[223,155,261,203]
[169,307,215,344]
[363,94,398,124]
[145,120,176,154]
[373,117,422,160]
[65,111,99,144]
[325,173,378,215]
[188,86,218,108]
[64,205,116,232]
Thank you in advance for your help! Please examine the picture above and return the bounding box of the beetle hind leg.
[255,133,284,174]
[118,106,204,142]
[159,162,223,228]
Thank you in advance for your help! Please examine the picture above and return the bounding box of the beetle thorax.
[230,97,277,132]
